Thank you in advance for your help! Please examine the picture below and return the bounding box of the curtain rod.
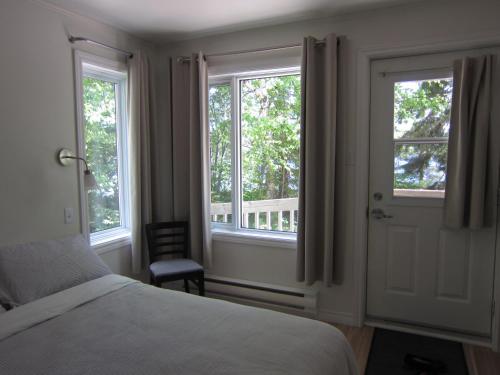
[68,36,134,59]
[176,39,332,63]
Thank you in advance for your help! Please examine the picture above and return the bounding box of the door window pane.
[240,74,300,232]
[83,77,121,233]
[394,143,447,197]
[394,78,452,139]
[209,83,232,223]
[393,77,453,197]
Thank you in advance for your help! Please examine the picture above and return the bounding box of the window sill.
[91,228,131,255]
[212,228,297,249]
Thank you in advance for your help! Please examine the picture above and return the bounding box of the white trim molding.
[73,50,130,247]
[93,233,131,255]
[212,228,296,249]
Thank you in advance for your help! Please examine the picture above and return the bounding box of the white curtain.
[128,50,152,274]
[444,55,498,229]
[296,34,345,286]
[188,52,213,268]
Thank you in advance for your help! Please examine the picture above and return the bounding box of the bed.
[0,235,358,375]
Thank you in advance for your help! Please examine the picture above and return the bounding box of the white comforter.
[0,275,358,375]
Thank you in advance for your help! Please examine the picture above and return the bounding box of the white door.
[367,50,499,336]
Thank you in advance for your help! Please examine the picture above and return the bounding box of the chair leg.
[198,275,205,297]
[184,279,190,293]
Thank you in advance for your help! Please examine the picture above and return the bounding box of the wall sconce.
[57,148,97,190]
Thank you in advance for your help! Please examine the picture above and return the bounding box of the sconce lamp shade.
[84,170,98,190]
[57,148,98,190]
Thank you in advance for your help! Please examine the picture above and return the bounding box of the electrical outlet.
[64,207,74,224]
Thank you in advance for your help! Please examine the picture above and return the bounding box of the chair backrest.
[145,221,189,264]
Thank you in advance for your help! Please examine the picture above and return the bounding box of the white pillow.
[0,234,112,306]
[0,305,5,314]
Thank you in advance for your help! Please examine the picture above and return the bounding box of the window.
[393,76,453,198]
[209,69,301,235]
[75,53,130,246]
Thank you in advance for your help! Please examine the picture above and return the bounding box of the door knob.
[371,208,393,220]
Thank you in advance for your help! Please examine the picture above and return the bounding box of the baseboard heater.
[203,274,318,316]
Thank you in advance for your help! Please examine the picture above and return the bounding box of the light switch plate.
[64,207,74,224]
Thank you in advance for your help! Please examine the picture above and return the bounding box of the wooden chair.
[145,221,205,296]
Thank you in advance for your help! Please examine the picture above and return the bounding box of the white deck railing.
[211,197,298,231]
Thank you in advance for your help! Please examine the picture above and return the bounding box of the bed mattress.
[0,275,358,375]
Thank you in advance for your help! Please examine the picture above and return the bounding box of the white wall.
[0,0,159,274]
[160,0,500,324]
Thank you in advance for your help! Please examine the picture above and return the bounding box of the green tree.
[83,77,121,233]
[208,74,301,230]
[394,78,452,190]
[209,84,232,204]
[208,75,301,204]
[241,75,301,201]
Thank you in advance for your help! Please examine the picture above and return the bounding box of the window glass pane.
[394,78,453,139]
[209,83,232,223]
[83,77,121,233]
[240,74,300,232]
[393,77,452,198]
[394,143,447,197]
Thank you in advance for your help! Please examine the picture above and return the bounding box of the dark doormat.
[365,328,468,375]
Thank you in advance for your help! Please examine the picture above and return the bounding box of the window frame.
[209,67,300,242]
[74,51,131,250]
[389,69,453,200]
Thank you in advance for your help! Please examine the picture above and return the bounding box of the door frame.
[352,33,500,349]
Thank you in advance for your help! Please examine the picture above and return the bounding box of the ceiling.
[42,0,421,43]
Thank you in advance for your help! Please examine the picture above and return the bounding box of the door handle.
[371,208,393,220]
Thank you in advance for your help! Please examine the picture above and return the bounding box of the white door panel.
[367,49,499,336]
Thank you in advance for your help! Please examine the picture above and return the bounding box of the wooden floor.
[333,324,500,375]
[463,344,500,375]
[333,324,374,374]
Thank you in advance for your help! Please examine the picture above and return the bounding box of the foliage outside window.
[393,77,453,197]
[83,77,121,233]
[209,71,301,233]
[209,84,232,223]
[80,63,128,238]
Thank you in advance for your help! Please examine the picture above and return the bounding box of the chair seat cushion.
[150,259,203,279]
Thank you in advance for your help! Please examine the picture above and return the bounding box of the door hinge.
[492,300,496,318]
[366,206,369,218]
